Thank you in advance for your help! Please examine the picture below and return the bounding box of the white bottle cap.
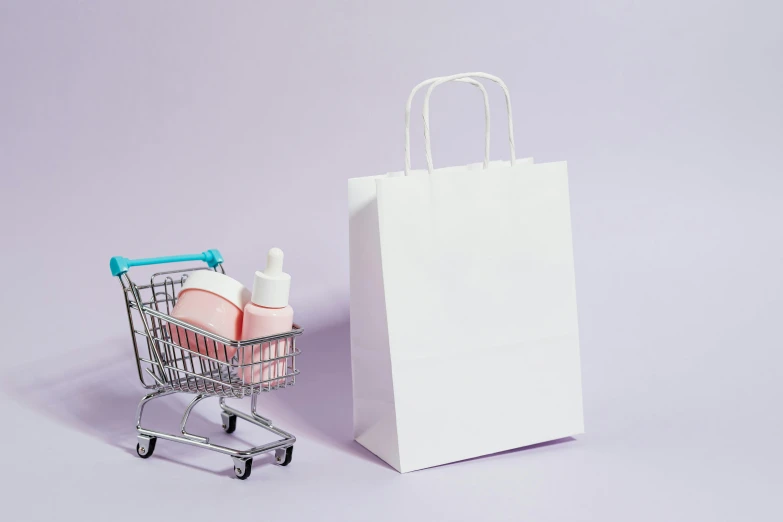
[251,248,291,308]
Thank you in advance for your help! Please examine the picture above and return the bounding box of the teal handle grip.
[110,249,223,277]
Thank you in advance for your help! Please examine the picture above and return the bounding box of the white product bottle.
[240,248,294,386]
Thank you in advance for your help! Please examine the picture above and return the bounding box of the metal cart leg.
[219,395,296,469]
[134,390,296,479]
[136,388,175,430]
[219,396,295,443]
[219,394,273,426]
[135,389,174,458]
[179,394,209,443]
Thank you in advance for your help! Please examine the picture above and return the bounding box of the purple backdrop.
[1,1,781,520]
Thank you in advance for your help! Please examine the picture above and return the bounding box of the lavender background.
[1,1,782,520]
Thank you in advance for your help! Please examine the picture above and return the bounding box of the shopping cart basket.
[110,249,302,480]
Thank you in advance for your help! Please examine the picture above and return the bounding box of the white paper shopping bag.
[349,73,583,473]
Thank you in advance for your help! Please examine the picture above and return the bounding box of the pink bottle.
[240,248,294,386]
[169,270,251,363]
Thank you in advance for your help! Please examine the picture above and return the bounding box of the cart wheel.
[283,445,294,466]
[233,458,252,480]
[275,445,294,466]
[222,412,237,434]
[136,437,157,459]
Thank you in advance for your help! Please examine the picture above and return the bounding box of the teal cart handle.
[110,249,224,277]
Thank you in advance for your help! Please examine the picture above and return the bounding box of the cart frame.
[110,249,302,479]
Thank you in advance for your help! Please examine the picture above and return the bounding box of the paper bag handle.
[404,77,491,176]
[423,72,516,174]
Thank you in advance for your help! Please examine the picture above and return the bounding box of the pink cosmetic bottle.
[240,248,294,386]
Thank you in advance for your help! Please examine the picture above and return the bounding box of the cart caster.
[274,446,294,466]
[232,457,252,480]
[136,436,157,459]
[221,412,237,434]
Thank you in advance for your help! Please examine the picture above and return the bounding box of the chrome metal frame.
[117,262,302,477]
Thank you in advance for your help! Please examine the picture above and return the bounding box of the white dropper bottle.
[240,248,294,385]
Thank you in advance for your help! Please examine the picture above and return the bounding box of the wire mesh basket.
[123,266,301,398]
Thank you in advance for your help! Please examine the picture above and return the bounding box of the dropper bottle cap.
[250,248,291,308]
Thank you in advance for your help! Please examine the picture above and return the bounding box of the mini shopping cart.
[110,249,302,480]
